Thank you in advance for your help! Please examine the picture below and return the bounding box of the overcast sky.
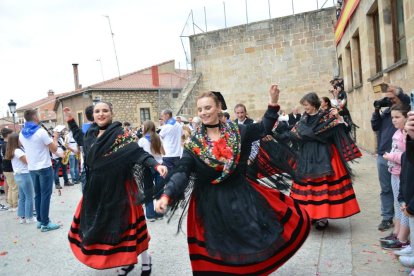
[0,0,334,116]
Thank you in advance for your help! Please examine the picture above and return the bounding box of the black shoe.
[141,255,152,276]
[118,264,135,276]
[55,185,62,189]
[378,220,393,231]
[315,219,329,230]
[64,181,74,186]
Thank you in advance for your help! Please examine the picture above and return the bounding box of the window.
[352,31,363,85]
[345,43,353,88]
[77,112,83,126]
[338,56,343,77]
[140,108,151,122]
[372,8,382,73]
[391,0,406,61]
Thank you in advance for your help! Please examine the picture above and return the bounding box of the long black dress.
[68,122,158,269]
[163,105,310,275]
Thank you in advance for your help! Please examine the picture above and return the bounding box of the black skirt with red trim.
[68,185,150,269]
[290,145,360,220]
[187,181,310,275]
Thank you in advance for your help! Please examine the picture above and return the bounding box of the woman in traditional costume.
[156,86,310,275]
[66,102,167,276]
[278,92,361,230]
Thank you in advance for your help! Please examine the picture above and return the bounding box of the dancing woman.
[66,102,167,276]
[156,86,310,275]
[279,92,361,230]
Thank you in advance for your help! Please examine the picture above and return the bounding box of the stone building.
[54,60,190,127]
[0,116,21,132]
[16,89,69,129]
[335,0,414,152]
[186,7,338,120]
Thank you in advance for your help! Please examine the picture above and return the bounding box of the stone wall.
[336,0,414,152]
[190,7,337,120]
[56,90,169,127]
[56,94,91,126]
[93,91,160,127]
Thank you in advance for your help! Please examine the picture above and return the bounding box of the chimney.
[151,66,159,87]
[72,63,80,90]
[47,89,54,97]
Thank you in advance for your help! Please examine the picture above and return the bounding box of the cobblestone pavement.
[0,152,410,275]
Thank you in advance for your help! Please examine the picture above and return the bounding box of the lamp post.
[8,99,17,131]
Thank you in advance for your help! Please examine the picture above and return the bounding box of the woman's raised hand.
[63,107,73,121]
[269,84,280,105]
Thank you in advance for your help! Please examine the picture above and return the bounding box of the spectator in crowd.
[19,109,60,232]
[320,97,333,112]
[1,128,15,210]
[278,110,289,128]
[81,105,94,134]
[406,111,414,164]
[67,131,80,184]
[5,133,35,224]
[123,121,132,133]
[396,110,414,267]
[288,106,302,127]
[336,0,343,20]
[73,105,95,190]
[188,117,194,131]
[371,85,410,231]
[0,132,6,211]
[176,116,184,126]
[191,116,202,132]
[223,112,230,123]
[138,120,165,222]
[159,109,183,170]
[181,125,192,146]
[52,131,72,189]
[381,104,410,250]
[234,103,254,125]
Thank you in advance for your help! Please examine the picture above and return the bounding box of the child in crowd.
[397,110,414,269]
[381,103,411,249]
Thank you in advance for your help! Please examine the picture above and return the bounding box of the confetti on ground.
[362,250,376,254]
[0,251,8,256]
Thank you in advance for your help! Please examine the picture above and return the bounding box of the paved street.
[0,152,410,275]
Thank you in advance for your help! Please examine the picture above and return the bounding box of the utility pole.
[104,15,121,80]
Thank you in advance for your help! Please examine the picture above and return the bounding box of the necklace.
[204,123,220,128]
[99,124,109,130]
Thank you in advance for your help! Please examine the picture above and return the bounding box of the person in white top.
[19,109,60,232]
[159,109,183,170]
[5,133,35,224]
[138,120,165,221]
[67,131,80,184]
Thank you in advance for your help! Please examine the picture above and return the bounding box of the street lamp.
[8,99,17,131]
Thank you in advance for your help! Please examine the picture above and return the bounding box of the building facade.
[54,60,190,127]
[189,7,338,120]
[335,0,414,152]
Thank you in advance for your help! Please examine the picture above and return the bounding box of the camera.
[373,97,392,109]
